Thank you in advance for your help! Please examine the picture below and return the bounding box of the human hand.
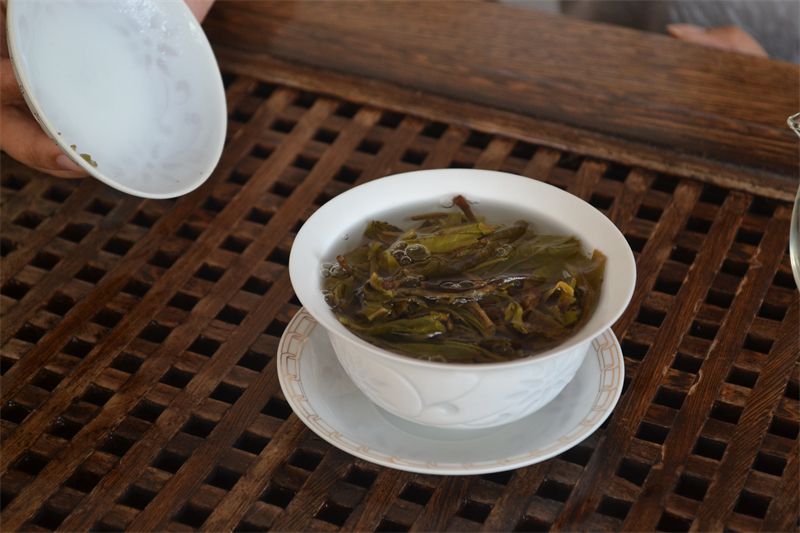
[1,6,86,177]
[667,24,768,58]
[0,0,215,179]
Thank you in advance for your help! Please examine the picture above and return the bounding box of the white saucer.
[277,309,624,475]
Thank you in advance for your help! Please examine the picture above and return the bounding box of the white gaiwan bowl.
[290,169,636,429]
[6,0,226,198]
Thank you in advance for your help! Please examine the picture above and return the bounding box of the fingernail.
[56,154,83,172]
[667,23,705,36]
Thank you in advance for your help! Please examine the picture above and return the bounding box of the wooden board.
[1,2,798,531]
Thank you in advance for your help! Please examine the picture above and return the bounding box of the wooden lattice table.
[1,2,798,532]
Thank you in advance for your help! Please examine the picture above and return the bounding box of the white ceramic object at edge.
[289,169,637,429]
[6,0,226,198]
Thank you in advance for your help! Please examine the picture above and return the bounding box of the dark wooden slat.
[213,49,796,202]
[205,1,799,177]
[692,301,799,531]
[622,205,793,530]
[552,192,748,529]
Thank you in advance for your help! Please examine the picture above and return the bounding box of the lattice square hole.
[237,349,269,372]
[653,387,686,410]
[635,421,668,445]
[182,415,217,438]
[81,384,114,407]
[625,233,647,253]
[45,292,74,315]
[195,263,224,282]
[203,195,226,213]
[206,466,241,490]
[242,276,272,296]
[103,237,134,256]
[0,356,15,375]
[655,511,691,532]
[14,210,44,230]
[692,436,726,460]
[188,335,221,357]
[267,247,290,266]
[1,401,30,424]
[743,333,773,354]
[175,503,211,528]
[1,238,18,257]
[292,154,317,172]
[111,352,144,374]
[1,279,30,300]
[49,415,83,440]
[597,496,631,520]
[334,165,361,184]
[314,128,339,144]
[699,184,728,206]
[757,301,787,321]
[160,367,194,389]
[118,485,157,510]
[63,337,94,358]
[589,193,614,210]
[260,483,295,508]
[139,321,172,343]
[152,450,187,473]
[2,173,28,190]
[709,401,742,425]
[43,184,72,203]
[131,399,166,423]
[748,197,777,217]
[752,452,787,477]
[31,250,61,270]
[536,479,572,502]
[721,258,749,277]
[168,291,199,312]
[149,249,178,269]
[375,109,405,128]
[122,278,151,297]
[620,339,649,362]
[211,382,244,404]
[401,148,427,165]
[559,443,593,466]
[261,396,293,419]
[356,138,382,155]
[101,433,135,457]
[58,222,92,243]
[376,519,410,532]
[457,499,492,523]
[130,209,158,228]
[689,320,718,341]
[216,305,247,325]
[288,449,323,471]
[13,452,49,475]
[234,431,270,455]
[636,307,666,328]
[178,222,203,240]
[344,465,377,489]
[636,204,662,222]
[65,468,101,493]
[768,416,799,440]
[725,367,758,389]
[245,207,273,226]
[271,118,296,134]
[674,473,709,501]
[671,353,703,375]
[398,482,432,506]
[31,505,68,530]
[15,322,46,344]
[264,319,288,338]
[480,470,514,486]
[74,265,106,285]
[733,490,770,519]
[315,500,352,527]
[32,368,62,391]
[334,102,359,118]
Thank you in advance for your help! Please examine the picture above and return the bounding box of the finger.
[1,59,23,103]
[705,26,768,57]
[667,24,768,58]
[1,105,88,178]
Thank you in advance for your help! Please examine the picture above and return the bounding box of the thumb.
[1,104,87,178]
